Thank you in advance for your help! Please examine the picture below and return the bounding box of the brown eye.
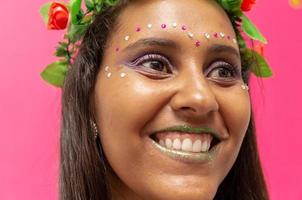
[207,61,239,81]
[210,67,233,78]
[134,54,173,74]
[142,60,167,72]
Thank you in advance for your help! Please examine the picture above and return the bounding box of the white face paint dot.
[105,66,110,72]
[125,35,130,41]
[172,22,177,28]
[120,73,126,78]
[147,24,152,29]
[107,72,112,78]
[187,32,194,39]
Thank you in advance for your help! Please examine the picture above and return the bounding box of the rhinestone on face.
[124,35,130,41]
[181,25,187,31]
[187,32,194,39]
[241,84,249,90]
[227,35,231,40]
[120,73,126,78]
[233,38,237,44]
[195,40,201,47]
[115,47,120,52]
[161,24,167,29]
[214,33,219,38]
[147,24,152,29]
[204,32,211,39]
[105,66,110,72]
[107,73,112,78]
[220,32,225,38]
[136,27,141,32]
[172,22,177,28]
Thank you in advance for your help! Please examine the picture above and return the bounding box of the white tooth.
[192,140,202,152]
[172,138,181,150]
[165,138,173,149]
[181,138,193,152]
[206,135,211,151]
[201,140,208,152]
[159,139,165,147]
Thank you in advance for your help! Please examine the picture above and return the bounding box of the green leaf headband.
[40,0,272,88]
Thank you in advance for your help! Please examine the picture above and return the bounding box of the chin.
[139,179,219,200]
[148,189,217,200]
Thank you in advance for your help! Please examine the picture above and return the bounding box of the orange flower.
[48,2,69,30]
[241,0,256,12]
[253,42,264,56]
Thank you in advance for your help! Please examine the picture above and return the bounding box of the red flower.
[48,2,69,30]
[241,0,256,12]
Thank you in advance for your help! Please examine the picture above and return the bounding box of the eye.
[207,61,240,81]
[131,54,173,74]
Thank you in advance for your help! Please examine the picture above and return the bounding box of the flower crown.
[40,0,272,87]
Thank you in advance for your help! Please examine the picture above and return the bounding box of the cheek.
[216,86,251,155]
[94,69,174,175]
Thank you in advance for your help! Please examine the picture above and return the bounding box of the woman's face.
[94,0,251,199]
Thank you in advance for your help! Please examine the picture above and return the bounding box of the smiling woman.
[57,0,269,200]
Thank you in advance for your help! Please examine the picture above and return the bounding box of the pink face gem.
[195,40,201,47]
[214,33,218,38]
[136,27,141,32]
[227,35,231,40]
[115,47,120,52]
[161,24,167,29]
[181,25,187,31]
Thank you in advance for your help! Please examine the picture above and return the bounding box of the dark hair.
[60,1,269,199]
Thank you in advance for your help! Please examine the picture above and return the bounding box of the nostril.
[181,107,196,112]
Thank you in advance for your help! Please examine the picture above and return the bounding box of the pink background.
[1,0,301,199]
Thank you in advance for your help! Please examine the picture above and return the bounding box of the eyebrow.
[208,44,240,59]
[122,37,178,52]
[122,37,240,59]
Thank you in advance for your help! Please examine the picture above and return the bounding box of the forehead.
[119,0,232,31]
[106,0,238,54]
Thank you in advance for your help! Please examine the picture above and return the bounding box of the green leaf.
[105,0,119,6]
[40,61,68,87]
[68,24,89,42]
[54,45,68,57]
[85,0,94,11]
[59,41,69,48]
[70,0,83,24]
[242,14,267,44]
[39,2,52,25]
[248,49,273,77]
[217,0,242,13]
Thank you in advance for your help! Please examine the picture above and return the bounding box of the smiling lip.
[149,125,222,163]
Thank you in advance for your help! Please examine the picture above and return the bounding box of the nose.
[170,73,219,119]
